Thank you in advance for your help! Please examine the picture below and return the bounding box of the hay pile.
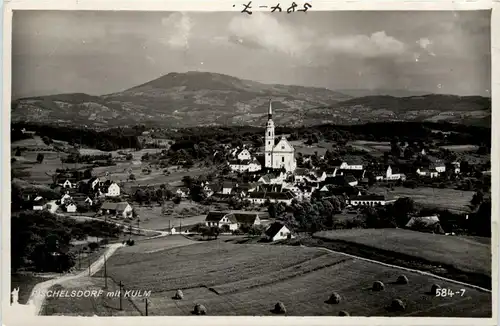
[372,281,385,291]
[193,303,207,315]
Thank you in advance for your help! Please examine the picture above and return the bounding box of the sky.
[11,10,491,99]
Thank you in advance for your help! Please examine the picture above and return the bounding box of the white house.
[237,149,252,161]
[66,203,77,213]
[451,161,461,174]
[84,196,93,206]
[221,182,235,195]
[62,179,73,189]
[432,161,446,173]
[228,158,262,173]
[349,194,388,207]
[265,222,294,242]
[100,201,133,219]
[247,191,295,205]
[89,177,100,190]
[176,188,189,198]
[416,168,439,178]
[105,182,121,197]
[339,161,363,170]
[61,192,72,205]
[205,212,239,231]
[32,196,47,211]
[258,172,286,184]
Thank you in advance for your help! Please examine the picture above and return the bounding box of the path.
[23,219,169,316]
[299,244,491,293]
[25,242,124,316]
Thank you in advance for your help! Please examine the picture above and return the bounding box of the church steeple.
[268,99,273,120]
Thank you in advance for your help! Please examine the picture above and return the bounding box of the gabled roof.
[294,168,309,176]
[339,169,365,179]
[265,222,289,237]
[405,215,440,228]
[350,194,385,201]
[116,202,131,212]
[248,191,295,200]
[205,211,228,222]
[101,201,118,210]
[233,213,260,225]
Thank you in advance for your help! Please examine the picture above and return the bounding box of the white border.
[1,1,498,326]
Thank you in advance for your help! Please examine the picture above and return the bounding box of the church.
[264,100,297,172]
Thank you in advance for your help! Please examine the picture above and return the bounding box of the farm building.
[99,201,133,219]
[237,149,252,161]
[205,211,263,230]
[100,181,120,197]
[229,158,262,173]
[348,194,388,207]
[416,168,439,178]
[247,191,295,205]
[406,215,445,234]
[265,222,294,242]
[87,177,100,190]
[65,203,77,213]
[32,196,47,211]
[339,160,363,170]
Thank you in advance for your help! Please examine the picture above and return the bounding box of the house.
[59,179,75,189]
[228,158,262,173]
[32,196,47,211]
[61,192,72,205]
[265,222,294,242]
[88,177,100,190]
[293,168,310,182]
[348,194,388,207]
[221,182,235,195]
[233,212,262,228]
[416,168,439,178]
[374,165,406,181]
[100,201,133,219]
[325,167,339,178]
[430,161,446,173]
[247,191,295,205]
[237,149,252,161]
[337,168,365,181]
[203,184,220,197]
[451,161,461,174]
[339,160,363,170]
[101,181,120,197]
[405,215,444,234]
[66,203,77,213]
[205,211,239,231]
[258,172,286,184]
[322,175,358,188]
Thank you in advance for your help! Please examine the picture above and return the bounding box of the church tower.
[264,99,275,168]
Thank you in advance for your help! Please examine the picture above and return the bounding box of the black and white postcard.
[2,0,498,325]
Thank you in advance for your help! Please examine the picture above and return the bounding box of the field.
[288,140,329,156]
[370,186,474,212]
[43,237,491,317]
[347,140,391,155]
[134,204,209,230]
[439,145,479,152]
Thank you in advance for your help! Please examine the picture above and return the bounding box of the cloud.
[325,31,406,59]
[416,37,436,56]
[161,12,192,50]
[225,14,406,62]
[227,13,312,58]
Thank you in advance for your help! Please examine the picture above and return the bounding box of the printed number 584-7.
[436,288,465,297]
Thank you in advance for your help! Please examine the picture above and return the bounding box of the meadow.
[370,186,474,212]
[57,238,493,317]
[134,204,209,230]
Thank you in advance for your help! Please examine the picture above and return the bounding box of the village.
[14,100,490,243]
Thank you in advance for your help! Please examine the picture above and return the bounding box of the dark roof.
[339,169,365,179]
[344,174,358,183]
[265,222,288,237]
[248,191,295,200]
[222,181,235,189]
[101,201,118,210]
[205,211,228,222]
[229,159,251,165]
[256,184,283,192]
[254,155,265,166]
[116,202,131,212]
[294,168,309,176]
[350,194,385,201]
[233,213,260,225]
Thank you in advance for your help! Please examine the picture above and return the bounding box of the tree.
[15,148,22,157]
[393,197,415,227]
[470,191,484,208]
[268,203,277,219]
[36,153,45,164]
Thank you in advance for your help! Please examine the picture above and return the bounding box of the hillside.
[11,71,491,128]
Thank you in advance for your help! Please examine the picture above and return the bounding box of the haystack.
[372,281,385,291]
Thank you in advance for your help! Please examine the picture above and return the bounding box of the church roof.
[272,136,294,153]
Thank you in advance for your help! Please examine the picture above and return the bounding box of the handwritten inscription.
[237,1,312,14]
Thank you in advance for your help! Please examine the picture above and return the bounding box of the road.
[25,242,124,316]
[21,216,170,316]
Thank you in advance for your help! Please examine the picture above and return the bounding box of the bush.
[88,242,99,252]
[100,238,109,246]
[431,284,441,295]
[338,310,350,316]
[372,281,385,291]
[396,275,409,285]
[173,289,184,300]
[273,301,286,314]
[193,303,207,315]
[126,239,135,246]
[326,292,341,304]
[391,298,406,311]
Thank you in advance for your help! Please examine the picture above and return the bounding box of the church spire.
[268,99,273,120]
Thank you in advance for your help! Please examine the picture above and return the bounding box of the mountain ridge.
[11,71,491,128]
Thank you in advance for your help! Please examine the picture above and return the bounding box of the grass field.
[54,238,493,317]
[314,229,490,277]
[439,145,479,152]
[348,140,391,155]
[370,186,474,212]
[135,204,209,230]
